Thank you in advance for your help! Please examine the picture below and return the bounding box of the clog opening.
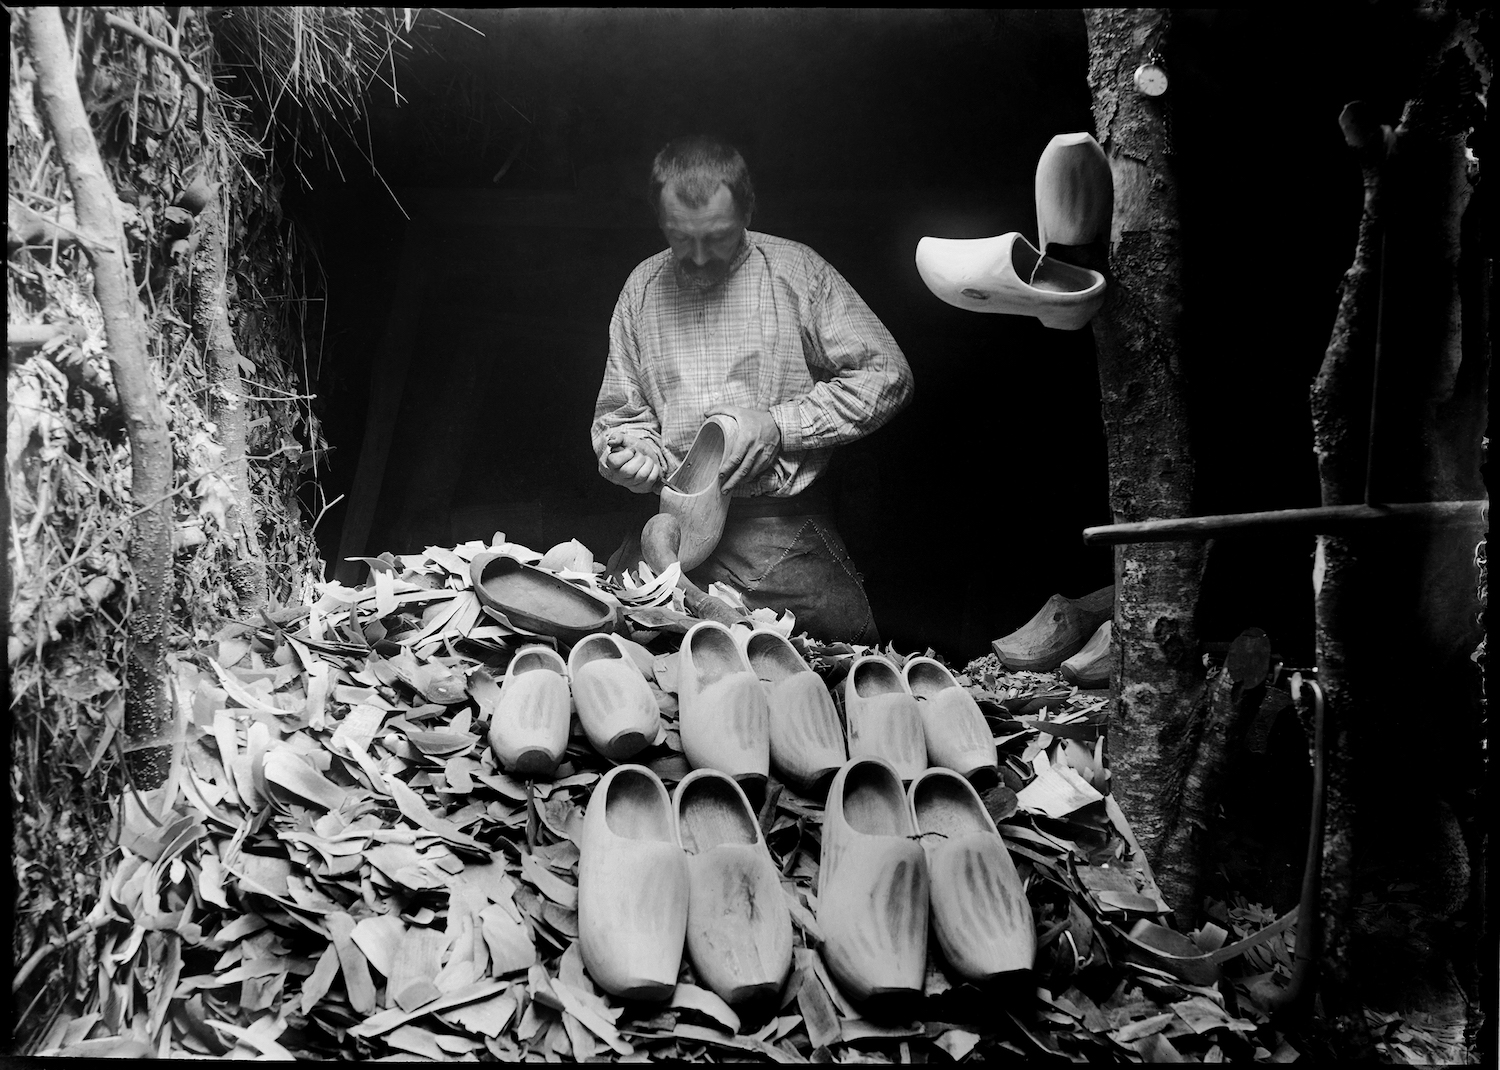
[603,769,674,842]
[676,774,758,853]
[903,658,955,700]
[510,647,562,675]
[1011,240,1098,296]
[911,771,988,838]
[746,632,804,682]
[687,624,744,686]
[672,419,728,494]
[840,761,910,836]
[572,634,621,667]
[851,657,904,697]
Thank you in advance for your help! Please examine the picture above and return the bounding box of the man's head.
[649,135,755,289]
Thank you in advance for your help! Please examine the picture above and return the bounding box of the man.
[591,135,913,644]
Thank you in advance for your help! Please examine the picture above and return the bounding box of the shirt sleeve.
[590,283,665,476]
[768,259,914,452]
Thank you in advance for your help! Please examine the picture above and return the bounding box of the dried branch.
[102,11,211,100]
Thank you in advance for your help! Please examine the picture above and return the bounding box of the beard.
[673,240,743,291]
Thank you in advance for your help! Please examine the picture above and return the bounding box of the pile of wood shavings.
[41,537,1305,1062]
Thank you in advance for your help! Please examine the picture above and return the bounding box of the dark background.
[285,8,1420,666]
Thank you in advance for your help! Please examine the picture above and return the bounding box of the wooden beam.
[1082,500,1487,545]
[332,223,431,585]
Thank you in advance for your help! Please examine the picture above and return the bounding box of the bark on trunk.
[24,6,174,787]
[1082,8,1208,922]
[190,197,269,615]
[1308,5,1486,1054]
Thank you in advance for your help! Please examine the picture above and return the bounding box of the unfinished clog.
[842,655,926,782]
[992,584,1114,671]
[470,552,616,643]
[914,232,1106,330]
[578,764,689,1000]
[1035,131,1114,253]
[909,767,1035,980]
[739,627,845,796]
[487,644,570,776]
[658,414,736,571]
[1061,619,1113,688]
[817,757,930,1004]
[902,656,997,778]
[678,620,770,785]
[568,631,661,760]
[673,768,793,1006]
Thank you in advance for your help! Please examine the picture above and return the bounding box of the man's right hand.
[602,433,665,493]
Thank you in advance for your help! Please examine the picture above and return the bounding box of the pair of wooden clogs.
[818,756,1036,1003]
[577,763,792,1007]
[914,131,1113,330]
[842,653,997,782]
[679,619,854,796]
[475,633,660,775]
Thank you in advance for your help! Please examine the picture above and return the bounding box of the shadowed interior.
[676,773,758,853]
[688,624,744,687]
[603,769,674,841]
[746,633,805,682]
[912,771,988,839]
[852,657,905,697]
[670,419,728,494]
[477,557,610,627]
[1010,237,1096,295]
[510,648,563,675]
[841,761,909,836]
[572,634,622,667]
[904,659,955,700]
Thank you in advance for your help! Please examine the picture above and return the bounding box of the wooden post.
[1081,8,1208,920]
[23,7,175,787]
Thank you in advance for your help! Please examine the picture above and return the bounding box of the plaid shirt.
[591,231,914,498]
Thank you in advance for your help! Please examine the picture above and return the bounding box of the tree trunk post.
[190,196,269,615]
[23,6,175,788]
[1082,8,1209,922]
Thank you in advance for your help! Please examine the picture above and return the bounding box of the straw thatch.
[8,6,420,1049]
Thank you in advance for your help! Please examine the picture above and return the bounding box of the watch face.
[1134,63,1168,97]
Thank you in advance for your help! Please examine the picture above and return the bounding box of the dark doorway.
[290,9,1375,665]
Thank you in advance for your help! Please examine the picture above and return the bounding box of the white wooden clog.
[817,756,930,1004]
[678,620,770,786]
[487,644,570,776]
[908,766,1035,981]
[1035,131,1113,253]
[902,656,997,778]
[658,414,737,571]
[568,631,661,760]
[673,768,793,1006]
[914,232,1106,330]
[578,764,689,1001]
[739,627,845,796]
[842,654,926,782]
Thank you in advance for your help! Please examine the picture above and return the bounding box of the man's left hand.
[708,405,781,492]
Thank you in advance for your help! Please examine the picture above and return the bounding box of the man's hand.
[708,406,781,492]
[602,432,665,494]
